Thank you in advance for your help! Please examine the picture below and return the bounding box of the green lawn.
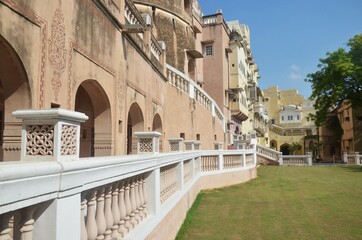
[176,166,362,240]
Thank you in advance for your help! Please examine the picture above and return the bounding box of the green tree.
[305,34,362,126]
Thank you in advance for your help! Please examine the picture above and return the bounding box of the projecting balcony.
[230,101,249,122]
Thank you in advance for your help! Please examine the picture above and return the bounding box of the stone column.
[12,108,88,162]
[134,132,162,154]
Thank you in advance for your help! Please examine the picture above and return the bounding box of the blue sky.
[198,0,362,98]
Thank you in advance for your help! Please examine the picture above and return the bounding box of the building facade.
[263,86,317,156]
[0,0,226,161]
[201,13,266,148]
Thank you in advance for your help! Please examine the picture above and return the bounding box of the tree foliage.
[305,34,362,126]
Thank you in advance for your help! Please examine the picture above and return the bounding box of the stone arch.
[0,35,31,161]
[270,140,277,150]
[280,143,291,155]
[127,103,144,154]
[152,113,163,152]
[75,80,112,157]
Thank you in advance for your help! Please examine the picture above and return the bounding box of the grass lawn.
[176,166,362,240]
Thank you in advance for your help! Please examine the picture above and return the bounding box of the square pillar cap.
[134,131,162,138]
[13,108,88,122]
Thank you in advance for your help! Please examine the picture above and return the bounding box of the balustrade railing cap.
[168,138,184,142]
[184,140,195,143]
[134,131,162,138]
[13,108,88,122]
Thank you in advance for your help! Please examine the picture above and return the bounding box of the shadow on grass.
[339,165,362,172]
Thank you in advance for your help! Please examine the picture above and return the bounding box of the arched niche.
[75,80,112,157]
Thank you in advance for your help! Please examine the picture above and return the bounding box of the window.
[205,45,213,56]
[271,119,275,124]
[196,134,200,140]
[281,116,284,121]
[180,132,185,139]
[297,115,300,120]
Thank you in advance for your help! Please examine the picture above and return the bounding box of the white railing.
[279,153,312,166]
[343,152,361,165]
[0,150,256,240]
[256,144,281,162]
[166,64,225,130]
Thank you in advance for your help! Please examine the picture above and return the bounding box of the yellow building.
[263,86,317,155]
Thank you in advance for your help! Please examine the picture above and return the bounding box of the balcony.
[230,100,249,122]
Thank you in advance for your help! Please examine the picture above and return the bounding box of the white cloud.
[289,64,302,81]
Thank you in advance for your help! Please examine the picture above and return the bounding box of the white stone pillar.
[12,109,88,162]
[184,141,195,151]
[168,138,184,152]
[343,152,348,163]
[194,141,201,150]
[355,152,360,165]
[214,142,223,150]
[307,152,313,166]
[134,132,162,154]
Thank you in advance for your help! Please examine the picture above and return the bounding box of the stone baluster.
[80,196,88,240]
[134,177,141,224]
[0,213,12,240]
[129,178,138,227]
[165,168,170,199]
[104,186,113,240]
[141,174,147,218]
[86,190,98,240]
[136,176,144,220]
[111,183,120,239]
[160,170,165,203]
[117,181,127,237]
[124,179,133,231]
[19,206,36,240]
[96,188,106,240]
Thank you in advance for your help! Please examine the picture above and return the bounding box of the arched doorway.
[280,144,291,155]
[127,103,144,154]
[75,80,111,157]
[270,140,277,150]
[152,113,163,152]
[0,35,31,161]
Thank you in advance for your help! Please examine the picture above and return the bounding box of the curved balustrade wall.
[0,150,256,240]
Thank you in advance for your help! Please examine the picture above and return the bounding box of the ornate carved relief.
[26,125,54,155]
[49,1,66,101]
[61,125,77,155]
[118,62,125,116]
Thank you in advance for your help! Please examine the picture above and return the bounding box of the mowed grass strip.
[176,166,362,240]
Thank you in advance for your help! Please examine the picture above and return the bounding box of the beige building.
[201,13,266,148]
[263,86,317,155]
[0,0,226,161]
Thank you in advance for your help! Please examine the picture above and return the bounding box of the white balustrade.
[0,109,258,240]
[166,64,225,130]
